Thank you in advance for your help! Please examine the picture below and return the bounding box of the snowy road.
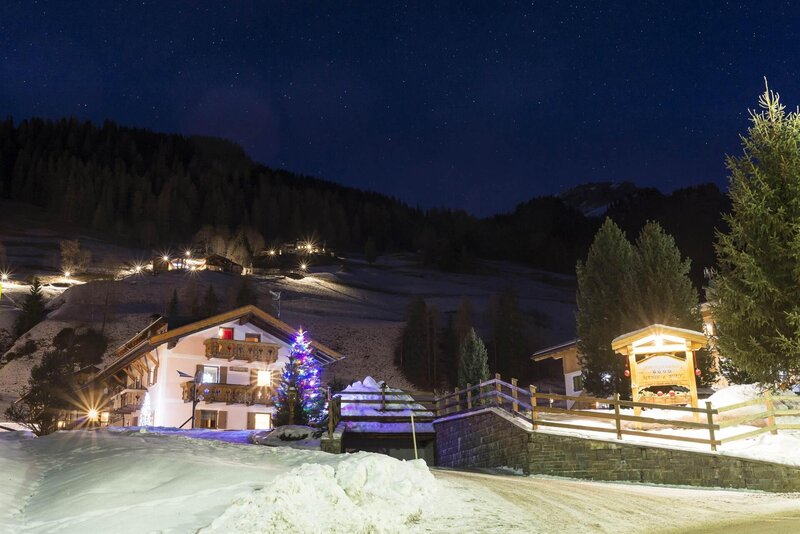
[432,468,800,533]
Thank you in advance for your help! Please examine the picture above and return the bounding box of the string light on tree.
[140,391,153,426]
[273,329,326,426]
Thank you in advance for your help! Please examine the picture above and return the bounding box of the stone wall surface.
[434,408,800,492]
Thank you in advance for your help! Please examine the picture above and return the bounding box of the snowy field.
[3,430,800,533]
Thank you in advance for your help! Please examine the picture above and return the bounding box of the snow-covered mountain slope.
[0,259,577,403]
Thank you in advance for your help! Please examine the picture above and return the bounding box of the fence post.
[380,382,387,411]
[327,387,334,437]
[613,393,622,440]
[529,385,538,430]
[467,383,472,410]
[511,378,519,415]
[705,401,717,451]
[765,390,777,434]
[495,373,502,408]
[435,392,441,418]
[454,386,461,414]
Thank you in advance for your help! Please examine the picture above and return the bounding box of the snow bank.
[203,453,435,534]
[251,425,323,449]
[708,384,763,409]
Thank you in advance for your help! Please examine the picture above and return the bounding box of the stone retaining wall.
[434,408,800,492]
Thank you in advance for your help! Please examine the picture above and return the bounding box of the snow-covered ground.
[3,429,800,533]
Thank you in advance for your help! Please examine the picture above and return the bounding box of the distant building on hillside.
[204,254,243,275]
[66,306,343,430]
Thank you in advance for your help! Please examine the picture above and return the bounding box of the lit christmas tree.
[273,329,326,426]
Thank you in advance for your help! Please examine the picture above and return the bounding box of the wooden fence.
[435,374,800,452]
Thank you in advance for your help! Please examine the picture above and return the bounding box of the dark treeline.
[0,117,728,278]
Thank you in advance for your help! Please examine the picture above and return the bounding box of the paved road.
[432,468,800,533]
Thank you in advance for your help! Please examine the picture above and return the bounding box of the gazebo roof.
[611,324,707,355]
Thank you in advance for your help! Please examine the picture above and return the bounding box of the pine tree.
[458,327,489,388]
[166,289,179,322]
[14,277,46,337]
[273,330,326,426]
[364,237,378,263]
[201,284,219,317]
[576,219,634,397]
[488,289,528,381]
[396,297,430,386]
[710,83,800,384]
[235,276,259,307]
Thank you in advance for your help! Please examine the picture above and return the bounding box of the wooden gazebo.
[611,324,707,410]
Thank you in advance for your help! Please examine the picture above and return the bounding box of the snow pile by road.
[204,453,435,533]
[251,425,323,449]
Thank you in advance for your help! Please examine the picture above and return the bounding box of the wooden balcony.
[181,381,274,406]
[110,387,147,414]
[203,338,279,363]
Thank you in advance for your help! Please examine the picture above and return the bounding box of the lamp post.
[178,369,204,429]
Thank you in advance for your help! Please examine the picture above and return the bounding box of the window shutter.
[250,369,258,386]
[220,366,228,384]
[194,410,202,427]
[247,412,256,430]
[217,411,227,429]
[195,364,204,380]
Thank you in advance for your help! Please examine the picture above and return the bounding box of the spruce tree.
[488,289,528,381]
[14,277,46,337]
[234,276,259,307]
[364,237,378,263]
[458,327,489,388]
[273,330,325,426]
[201,284,219,317]
[576,219,634,397]
[166,289,179,322]
[396,297,429,385]
[710,83,800,384]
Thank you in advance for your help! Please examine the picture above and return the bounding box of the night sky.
[2,2,799,215]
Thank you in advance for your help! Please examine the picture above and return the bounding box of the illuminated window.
[199,410,218,429]
[254,413,271,430]
[572,375,584,392]
[100,412,110,424]
[202,366,219,384]
[245,333,261,343]
[257,370,271,386]
[218,327,234,340]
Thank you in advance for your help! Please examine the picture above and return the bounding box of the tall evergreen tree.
[710,84,800,384]
[273,330,326,426]
[576,219,634,397]
[14,277,46,337]
[201,284,219,317]
[234,276,259,307]
[458,327,490,388]
[166,289,179,322]
[488,289,528,381]
[396,297,430,387]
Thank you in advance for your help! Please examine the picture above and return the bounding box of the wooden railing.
[112,316,168,358]
[434,374,800,452]
[182,381,274,405]
[327,385,438,436]
[110,387,148,413]
[203,338,280,363]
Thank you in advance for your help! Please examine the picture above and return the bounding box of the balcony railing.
[110,387,147,413]
[181,381,274,406]
[203,338,280,363]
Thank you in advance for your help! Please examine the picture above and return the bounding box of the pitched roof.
[531,339,578,361]
[96,305,344,381]
[611,323,707,354]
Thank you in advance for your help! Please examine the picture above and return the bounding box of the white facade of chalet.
[98,306,342,431]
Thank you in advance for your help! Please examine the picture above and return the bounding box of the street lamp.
[177,369,204,429]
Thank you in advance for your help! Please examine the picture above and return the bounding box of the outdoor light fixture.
[134,265,142,273]
[1,273,7,282]
[87,409,99,421]
[64,271,71,278]
[300,263,307,271]
[185,250,191,257]
[162,255,169,262]
[269,250,275,256]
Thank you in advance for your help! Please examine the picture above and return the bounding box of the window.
[199,410,218,429]
[257,370,272,387]
[148,366,156,386]
[218,327,234,340]
[245,333,261,343]
[254,413,271,430]
[572,374,584,392]
[202,366,220,384]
